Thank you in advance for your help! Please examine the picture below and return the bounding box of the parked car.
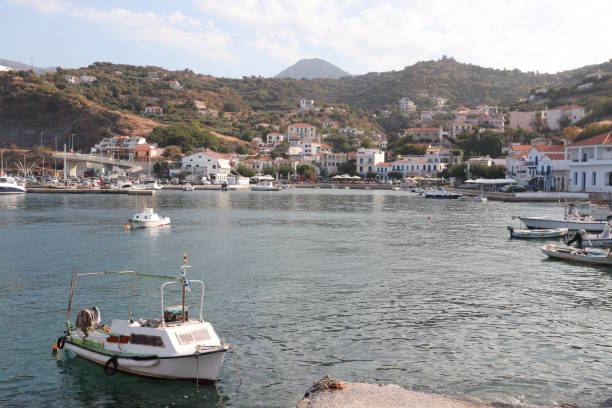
[501,185,527,193]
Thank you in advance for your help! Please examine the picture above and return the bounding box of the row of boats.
[509,202,612,266]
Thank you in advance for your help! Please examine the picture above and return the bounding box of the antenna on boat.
[180,251,191,323]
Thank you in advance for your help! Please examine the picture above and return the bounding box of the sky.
[1,0,611,78]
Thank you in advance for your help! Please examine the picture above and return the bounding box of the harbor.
[0,189,610,407]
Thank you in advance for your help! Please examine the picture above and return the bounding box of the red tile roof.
[376,162,392,167]
[544,153,566,160]
[569,131,612,147]
[532,145,564,152]
[510,144,532,152]
[405,127,440,133]
[289,123,315,128]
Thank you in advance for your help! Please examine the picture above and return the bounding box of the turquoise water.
[0,190,610,407]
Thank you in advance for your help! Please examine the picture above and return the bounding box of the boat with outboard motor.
[541,243,612,266]
[0,176,26,194]
[54,253,234,383]
[129,205,171,228]
[517,202,612,232]
[508,226,568,239]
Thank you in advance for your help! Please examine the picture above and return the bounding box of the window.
[592,172,597,185]
[130,334,164,347]
[574,172,578,185]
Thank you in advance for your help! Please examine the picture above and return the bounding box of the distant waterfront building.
[391,156,446,178]
[567,132,612,193]
[356,148,385,175]
[398,97,416,113]
[375,162,392,181]
[300,99,315,110]
[91,136,162,161]
[181,149,231,183]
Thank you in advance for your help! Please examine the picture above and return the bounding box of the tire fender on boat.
[104,356,118,375]
[57,336,65,350]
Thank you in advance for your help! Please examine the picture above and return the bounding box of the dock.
[27,188,155,195]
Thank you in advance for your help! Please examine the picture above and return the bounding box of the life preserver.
[57,336,65,349]
[104,356,118,375]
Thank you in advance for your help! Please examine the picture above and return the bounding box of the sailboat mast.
[182,251,187,323]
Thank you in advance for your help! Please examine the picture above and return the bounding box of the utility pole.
[63,144,67,181]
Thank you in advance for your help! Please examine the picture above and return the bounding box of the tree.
[296,164,316,180]
[236,164,254,177]
[387,171,403,180]
[337,160,356,176]
[262,165,276,176]
[223,102,239,112]
[562,126,582,140]
[163,145,182,159]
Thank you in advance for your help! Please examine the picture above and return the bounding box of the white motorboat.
[251,179,281,191]
[508,226,568,239]
[517,216,608,232]
[566,224,612,248]
[129,205,171,228]
[55,253,231,383]
[474,195,487,202]
[423,188,462,199]
[0,176,26,194]
[183,183,194,191]
[391,186,401,191]
[541,243,612,266]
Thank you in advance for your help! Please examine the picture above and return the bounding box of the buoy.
[52,340,58,352]
[125,223,131,231]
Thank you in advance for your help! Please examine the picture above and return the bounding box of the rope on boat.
[228,345,243,386]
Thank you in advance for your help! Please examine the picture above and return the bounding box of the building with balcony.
[356,148,384,175]
[181,149,231,183]
[567,132,612,193]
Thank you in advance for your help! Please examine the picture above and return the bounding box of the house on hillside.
[404,127,443,142]
[79,75,97,85]
[143,106,163,117]
[168,80,183,90]
[300,99,314,110]
[64,75,79,85]
[398,97,416,113]
[287,123,316,141]
[546,105,585,131]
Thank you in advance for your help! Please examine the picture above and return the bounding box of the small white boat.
[518,216,607,232]
[567,225,612,248]
[474,195,487,202]
[0,176,26,194]
[251,179,281,191]
[55,253,231,383]
[508,226,568,239]
[130,205,171,228]
[541,243,612,266]
[183,183,194,191]
[391,186,401,191]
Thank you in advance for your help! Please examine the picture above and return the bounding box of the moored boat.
[541,243,612,266]
[251,175,281,191]
[518,216,607,232]
[0,176,26,194]
[183,183,194,191]
[129,205,171,228]
[423,188,461,199]
[508,226,568,239]
[55,253,229,383]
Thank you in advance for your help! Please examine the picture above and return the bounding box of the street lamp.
[71,133,76,153]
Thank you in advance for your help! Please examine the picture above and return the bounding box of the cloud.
[194,0,612,74]
[11,0,235,62]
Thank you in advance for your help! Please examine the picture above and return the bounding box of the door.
[582,172,586,191]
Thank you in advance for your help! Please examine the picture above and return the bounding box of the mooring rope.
[228,345,243,386]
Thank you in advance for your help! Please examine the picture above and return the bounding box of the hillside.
[275,58,350,79]
[0,58,57,75]
[0,57,611,153]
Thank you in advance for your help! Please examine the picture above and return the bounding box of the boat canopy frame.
[64,255,205,334]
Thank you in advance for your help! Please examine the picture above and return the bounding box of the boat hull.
[65,341,226,383]
[130,218,171,228]
[541,244,612,265]
[250,187,281,191]
[424,194,461,199]
[519,216,607,232]
[509,227,568,239]
[0,186,26,194]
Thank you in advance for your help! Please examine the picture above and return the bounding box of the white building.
[79,75,97,84]
[266,132,284,146]
[64,75,80,85]
[181,150,231,183]
[168,80,183,90]
[391,156,446,177]
[287,123,316,141]
[144,106,163,117]
[320,152,348,175]
[546,104,585,131]
[524,145,566,190]
[300,99,314,110]
[433,97,448,108]
[301,141,321,157]
[567,132,612,193]
[356,148,385,175]
[376,162,392,181]
[398,97,416,113]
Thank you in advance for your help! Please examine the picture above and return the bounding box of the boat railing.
[160,279,205,326]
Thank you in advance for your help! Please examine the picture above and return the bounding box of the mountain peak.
[275,58,350,80]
